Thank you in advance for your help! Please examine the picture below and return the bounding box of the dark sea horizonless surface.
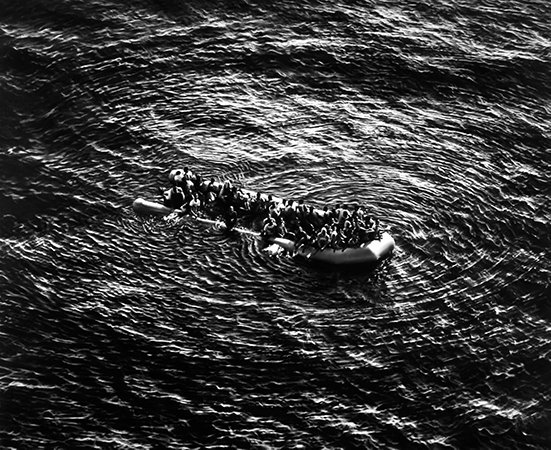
[1,0,550,449]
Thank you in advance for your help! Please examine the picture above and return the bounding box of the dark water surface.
[1,0,550,448]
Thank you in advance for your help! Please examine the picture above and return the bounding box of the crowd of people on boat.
[162,167,383,251]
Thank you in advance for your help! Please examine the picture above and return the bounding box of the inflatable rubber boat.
[132,198,395,266]
[269,234,394,266]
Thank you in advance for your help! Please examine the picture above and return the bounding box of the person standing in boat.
[163,182,185,209]
[224,206,238,231]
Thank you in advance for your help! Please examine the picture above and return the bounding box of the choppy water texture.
[1,0,550,448]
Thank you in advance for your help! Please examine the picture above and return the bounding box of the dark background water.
[1,0,550,448]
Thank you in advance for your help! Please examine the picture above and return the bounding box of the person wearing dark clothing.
[224,206,238,231]
[163,183,185,209]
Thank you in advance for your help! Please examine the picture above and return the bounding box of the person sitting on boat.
[356,219,371,244]
[262,195,274,217]
[203,178,218,205]
[330,203,343,223]
[316,226,330,250]
[296,199,307,220]
[218,181,234,205]
[329,225,344,251]
[348,227,360,248]
[341,220,355,248]
[307,205,324,230]
[163,182,185,209]
[182,178,196,203]
[194,173,204,192]
[187,193,201,216]
[249,192,263,215]
[235,189,251,214]
[366,217,380,240]
[321,205,332,226]
[275,217,287,239]
[224,206,238,231]
[261,217,277,240]
[293,226,307,247]
[268,200,282,222]
[291,226,309,255]
[174,168,194,187]
[338,209,351,228]
[281,199,297,228]
[296,202,314,235]
[351,203,365,225]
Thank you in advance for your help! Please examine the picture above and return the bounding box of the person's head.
[169,169,180,183]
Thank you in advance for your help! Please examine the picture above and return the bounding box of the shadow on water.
[294,253,392,278]
[280,251,396,305]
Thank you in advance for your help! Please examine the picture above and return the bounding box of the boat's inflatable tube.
[271,233,395,265]
[132,198,260,236]
[133,198,173,216]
